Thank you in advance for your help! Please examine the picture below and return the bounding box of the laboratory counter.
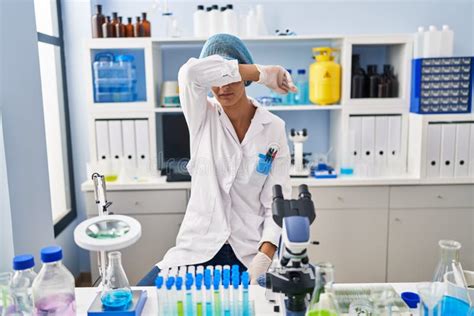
[75,283,420,315]
[81,175,474,191]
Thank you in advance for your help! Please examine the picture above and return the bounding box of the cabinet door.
[387,208,474,282]
[90,213,184,285]
[307,208,389,283]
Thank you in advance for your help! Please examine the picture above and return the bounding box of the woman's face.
[211,81,246,107]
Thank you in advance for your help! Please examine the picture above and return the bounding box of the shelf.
[153,105,342,113]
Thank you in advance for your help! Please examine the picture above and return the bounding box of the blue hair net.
[199,33,254,86]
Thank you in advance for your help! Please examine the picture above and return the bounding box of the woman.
[138,34,295,286]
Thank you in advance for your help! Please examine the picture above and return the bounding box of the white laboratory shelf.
[153,105,343,113]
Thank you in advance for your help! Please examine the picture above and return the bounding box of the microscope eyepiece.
[273,185,284,200]
[298,184,311,199]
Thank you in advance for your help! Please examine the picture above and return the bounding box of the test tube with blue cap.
[166,276,176,315]
[195,273,204,316]
[155,275,165,315]
[232,273,240,316]
[213,270,222,316]
[241,271,250,316]
[176,276,185,316]
[222,272,231,316]
[204,269,213,316]
[185,273,194,316]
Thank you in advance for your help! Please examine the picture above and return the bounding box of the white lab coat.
[157,55,291,269]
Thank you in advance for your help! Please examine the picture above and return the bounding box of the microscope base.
[290,165,310,178]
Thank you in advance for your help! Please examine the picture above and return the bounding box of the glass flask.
[433,240,461,282]
[101,251,132,310]
[307,262,340,316]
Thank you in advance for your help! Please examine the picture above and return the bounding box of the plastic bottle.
[309,47,341,105]
[193,5,206,37]
[413,26,424,58]
[423,25,441,58]
[209,5,220,36]
[245,9,256,38]
[11,254,37,314]
[125,17,134,37]
[440,25,454,57]
[367,65,380,98]
[295,69,309,104]
[351,54,367,98]
[223,4,238,35]
[102,16,114,38]
[141,12,151,37]
[255,5,268,36]
[116,17,125,38]
[91,4,105,38]
[285,69,295,104]
[32,246,76,315]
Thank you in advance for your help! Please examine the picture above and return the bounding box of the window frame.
[36,0,77,237]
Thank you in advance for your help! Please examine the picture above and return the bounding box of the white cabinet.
[85,189,188,285]
[307,208,388,283]
[387,185,474,282]
[294,186,389,283]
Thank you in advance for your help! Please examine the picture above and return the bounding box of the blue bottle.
[295,69,309,104]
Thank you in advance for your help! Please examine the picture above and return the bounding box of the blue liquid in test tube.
[204,269,213,316]
[242,271,250,316]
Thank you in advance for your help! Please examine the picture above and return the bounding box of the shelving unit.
[83,34,473,185]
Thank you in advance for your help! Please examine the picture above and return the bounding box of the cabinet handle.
[394,218,401,223]
[134,201,140,206]
[311,241,320,245]
[337,196,344,202]
[437,195,443,200]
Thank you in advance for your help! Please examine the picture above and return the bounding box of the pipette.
[242,271,250,316]
[176,276,184,316]
[223,272,231,316]
[195,273,204,316]
[165,276,175,315]
[204,269,213,316]
[185,273,194,316]
[155,275,165,315]
[213,270,222,316]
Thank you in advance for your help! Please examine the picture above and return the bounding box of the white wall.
[63,0,474,274]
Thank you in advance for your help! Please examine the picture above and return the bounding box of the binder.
[388,116,402,164]
[375,116,389,174]
[454,123,470,177]
[348,116,362,171]
[440,123,456,177]
[95,120,110,162]
[469,123,474,177]
[361,116,375,176]
[121,120,137,168]
[134,119,150,171]
[108,120,123,161]
[426,123,442,177]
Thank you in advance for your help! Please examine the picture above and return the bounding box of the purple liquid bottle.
[32,246,76,315]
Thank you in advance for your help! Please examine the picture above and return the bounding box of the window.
[34,0,76,236]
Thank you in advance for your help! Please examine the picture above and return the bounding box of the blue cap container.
[40,246,63,263]
[13,254,35,271]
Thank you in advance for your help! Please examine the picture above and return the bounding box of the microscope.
[289,128,311,177]
[264,184,317,316]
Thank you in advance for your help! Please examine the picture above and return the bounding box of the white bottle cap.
[417,26,424,33]
[442,25,450,30]
[429,25,437,31]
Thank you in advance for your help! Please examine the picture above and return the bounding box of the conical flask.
[307,262,340,316]
[101,251,132,310]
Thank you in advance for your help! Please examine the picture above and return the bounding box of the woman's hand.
[248,242,277,284]
[255,65,298,94]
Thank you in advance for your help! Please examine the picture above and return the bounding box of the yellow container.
[309,47,341,105]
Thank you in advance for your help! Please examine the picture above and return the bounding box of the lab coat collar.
[215,97,272,146]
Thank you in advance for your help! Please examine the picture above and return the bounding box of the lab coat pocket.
[240,211,265,243]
